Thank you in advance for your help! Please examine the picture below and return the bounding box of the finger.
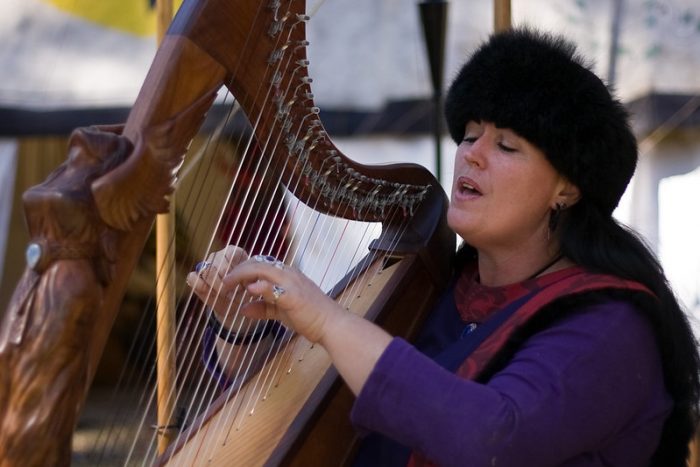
[239,300,269,320]
[198,251,240,289]
[190,258,217,283]
[245,278,270,297]
[186,271,199,289]
[206,246,249,278]
[198,288,248,319]
[240,301,293,332]
[206,253,228,280]
[206,265,227,290]
[194,245,246,275]
[186,272,219,303]
[187,269,213,293]
[223,245,249,265]
[187,264,220,296]
[223,260,285,289]
[243,280,288,311]
[187,266,241,309]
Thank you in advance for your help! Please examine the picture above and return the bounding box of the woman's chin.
[447,210,477,240]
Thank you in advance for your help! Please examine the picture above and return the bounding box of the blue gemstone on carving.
[26,243,42,270]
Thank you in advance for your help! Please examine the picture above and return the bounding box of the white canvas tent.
[0,0,155,109]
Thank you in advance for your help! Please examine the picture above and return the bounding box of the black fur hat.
[444,28,638,216]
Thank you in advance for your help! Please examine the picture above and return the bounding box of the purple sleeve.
[350,301,672,466]
[201,322,287,390]
[202,326,235,389]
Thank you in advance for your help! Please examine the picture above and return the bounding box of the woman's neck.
[476,245,568,287]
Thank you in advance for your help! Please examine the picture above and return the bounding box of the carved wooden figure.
[0,90,213,466]
[0,125,128,466]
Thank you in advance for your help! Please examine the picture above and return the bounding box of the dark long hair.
[445,27,699,464]
[560,200,700,466]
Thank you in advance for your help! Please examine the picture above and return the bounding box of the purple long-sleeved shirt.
[351,300,672,466]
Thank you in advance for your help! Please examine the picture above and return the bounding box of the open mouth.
[461,181,480,195]
[457,178,482,196]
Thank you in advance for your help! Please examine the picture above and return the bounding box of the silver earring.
[548,202,566,233]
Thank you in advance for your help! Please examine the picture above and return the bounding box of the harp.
[0,0,454,465]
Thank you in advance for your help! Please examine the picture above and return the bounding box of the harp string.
[146,26,299,467]
[284,198,411,371]
[164,16,320,461]
[141,57,274,458]
[189,184,416,463]
[89,95,248,464]
[83,3,272,461]
[185,139,349,458]
[189,105,422,460]
[189,92,424,460]
[116,98,253,460]
[186,3,356,420]
[145,2,329,461]
[219,167,415,427]
[84,0,426,463]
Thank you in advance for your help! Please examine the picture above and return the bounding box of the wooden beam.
[154,0,178,454]
[494,0,511,32]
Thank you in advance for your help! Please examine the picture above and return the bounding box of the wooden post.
[494,0,511,32]
[154,0,178,454]
[418,0,448,184]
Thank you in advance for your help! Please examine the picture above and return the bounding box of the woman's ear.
[553,179,581,209]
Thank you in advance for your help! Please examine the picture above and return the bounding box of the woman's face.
[447,121,568,252]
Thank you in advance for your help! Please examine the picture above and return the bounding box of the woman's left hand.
[222,254,393,396]
[221,255,342,344]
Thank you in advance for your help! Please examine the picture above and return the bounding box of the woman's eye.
[462,136,477,144]
[498,142,516,153]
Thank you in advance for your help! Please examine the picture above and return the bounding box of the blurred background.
[0,0,698,461]
[2,0,698,329]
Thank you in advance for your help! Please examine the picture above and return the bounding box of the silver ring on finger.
[271,284,286,304]
[195,261,212,279]
[253,254,285,269]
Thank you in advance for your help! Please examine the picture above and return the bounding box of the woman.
[188,29,700,466]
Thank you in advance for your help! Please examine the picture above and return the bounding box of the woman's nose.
[461,138,487,168]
